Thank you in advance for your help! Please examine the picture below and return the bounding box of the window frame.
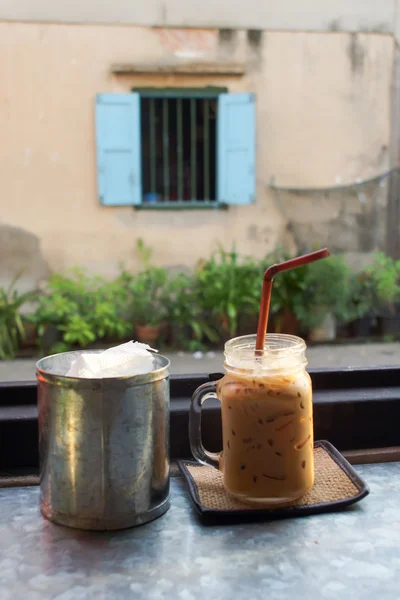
[132,87,228,99]
[135,86,224,208]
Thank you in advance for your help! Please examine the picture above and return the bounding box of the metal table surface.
[0,463,399,600]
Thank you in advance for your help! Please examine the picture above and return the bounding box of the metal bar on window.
[163,98,169,201]
[177,98,183,201]
[190,98,197,201]
[203,99,210,201]
[149,98,156,195]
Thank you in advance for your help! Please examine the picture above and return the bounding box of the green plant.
[262,252,351,332]
[344,271,376,322]
[33,269,132,352]
[292,255,351,330]
[343,253,400,323]
[264,250,307,332]
[23,245,400,352]
[0,274,37,360]
[195,247,264,339]
[167,272,218,349]
[128,239,170,328]
[365,253,400,312]
[136,237,153,268]
[130,267,169,327]
[92,274,133,338]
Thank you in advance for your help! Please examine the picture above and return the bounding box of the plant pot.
[379,315,400,337]
[20,322,38,348]
[273,310,301,336]
[309,313,336,343]
[349,316,375,338]
[136,324,164,345]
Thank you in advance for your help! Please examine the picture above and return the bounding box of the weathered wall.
[0,225,50,292]
[0,0,398,38]
[0,22,393,280]
[274,178,389,271]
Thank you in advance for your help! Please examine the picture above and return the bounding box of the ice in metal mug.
[189,334,314,505]
[37,350,170,530]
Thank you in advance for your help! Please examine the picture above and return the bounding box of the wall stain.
[376,144,388,166]
[370,22,390,34]
[329,19,341,32]
[156,28,216,53]
[160,2,167,24]
[0,224,50,288]
[347,33,365,75]
[218,29,237,47]
[273,179,387,257]
[247,30,263,48]
[246,29,264,72]
[247,224,258,240]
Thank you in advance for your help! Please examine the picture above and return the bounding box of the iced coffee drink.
[217,366,313,504]
[190,334,314,506]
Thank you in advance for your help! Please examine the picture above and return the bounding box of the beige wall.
[0,22,394,281]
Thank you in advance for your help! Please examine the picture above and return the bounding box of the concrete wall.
[0,0,398,37]
[0,22,393,282]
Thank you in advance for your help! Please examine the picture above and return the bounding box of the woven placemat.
[178,441,369,520]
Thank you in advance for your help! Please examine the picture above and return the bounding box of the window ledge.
[112,62,246,76]
[134,202,228,211]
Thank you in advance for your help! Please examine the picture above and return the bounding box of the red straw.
[255,248,330,352]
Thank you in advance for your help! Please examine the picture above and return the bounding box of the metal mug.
[36,350,170,530]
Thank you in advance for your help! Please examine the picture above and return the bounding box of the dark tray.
[178,441,369,521]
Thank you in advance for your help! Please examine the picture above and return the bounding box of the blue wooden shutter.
[217,93,256,205]
[95,93,141,206]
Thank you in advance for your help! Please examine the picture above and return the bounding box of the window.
[140,95,217,204]
[95,90,255,207]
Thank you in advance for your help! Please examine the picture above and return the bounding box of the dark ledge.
[1,367,400,472]
[112,62,246,76]
[134,202,228,211]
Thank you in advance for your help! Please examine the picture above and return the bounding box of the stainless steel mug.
[37,350,170,530]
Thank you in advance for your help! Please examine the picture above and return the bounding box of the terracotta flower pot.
[20,322,38,348]
[272,310,301,336]
[136,324,163,345]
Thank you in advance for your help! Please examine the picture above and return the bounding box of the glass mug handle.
[189,381,221,469]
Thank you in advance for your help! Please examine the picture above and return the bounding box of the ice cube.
[65,341,157,378]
